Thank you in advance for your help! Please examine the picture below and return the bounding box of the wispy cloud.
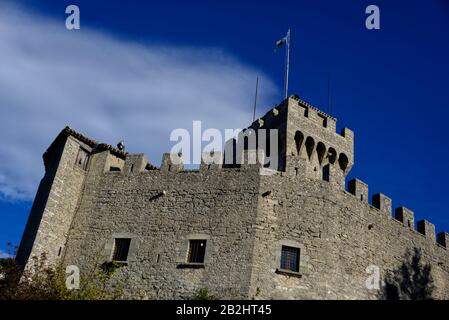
[0,250,11,259]
[0,3,278,200]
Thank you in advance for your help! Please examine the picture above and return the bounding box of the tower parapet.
[16,127,94,268]
[247,95,354,188]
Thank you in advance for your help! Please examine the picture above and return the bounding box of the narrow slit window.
[112,238,131,262]
[75,147,89,170]
[187,240,206,263]
[280,246,300,272]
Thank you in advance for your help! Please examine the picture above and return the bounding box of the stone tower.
[245,95,353,188]
[15,127,128,268]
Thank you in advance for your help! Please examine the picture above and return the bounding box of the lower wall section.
[249,174,449,299]
[61,166,449,299]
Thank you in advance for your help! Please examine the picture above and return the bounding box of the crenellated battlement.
[251,96,353,141]
[347,177,448,250]
[18,95,449,300]
[96,146,449,253]
[54,105,447,255]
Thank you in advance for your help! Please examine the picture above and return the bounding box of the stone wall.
[57,150,449,299]
[249,171,449,299]
[16,135,89,268]
[62,152,262,299]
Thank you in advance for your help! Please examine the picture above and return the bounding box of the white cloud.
[0,3,278,200]
[0,250,11,259]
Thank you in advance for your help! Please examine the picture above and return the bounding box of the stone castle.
[16,95,449,299]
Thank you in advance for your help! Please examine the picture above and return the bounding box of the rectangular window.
[75,147,89,170]
[112,238,131,262]
[280,246,300,272]
[187,240,206,263]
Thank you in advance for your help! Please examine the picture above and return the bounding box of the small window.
[280,246,300,272]
[187,240,206,263]
[75,147,89,170]
[112,238,131,262]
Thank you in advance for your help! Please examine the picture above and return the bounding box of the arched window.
[338,153,349,171]
[294,131,304,156]
[316,142,326,165]
[305,136,315,160]
[328,147,337,164]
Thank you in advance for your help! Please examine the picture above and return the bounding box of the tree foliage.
[0,253,123,300]
[381,247,434,300]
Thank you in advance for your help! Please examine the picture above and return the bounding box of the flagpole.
[252,76,259,122]
[284,29,290,100]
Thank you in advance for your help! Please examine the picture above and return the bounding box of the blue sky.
[0,0,448,256]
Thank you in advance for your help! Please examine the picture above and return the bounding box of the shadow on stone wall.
[380,247,434,300]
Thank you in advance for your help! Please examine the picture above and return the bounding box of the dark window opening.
[112,238,131,262]
[322,165,330,182]
[280,246,300,272]
[109,166,121,172]
[265,130,271,158]
[305,137,315,160]
[316,142,326,165]
[188,240,206,263]
[294,131,304,156]
[338,153,349,171]
[75,147,89,170]
[328,147,337,164]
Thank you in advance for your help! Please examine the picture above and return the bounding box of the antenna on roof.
[327,71,331,115]
[252,76,259,122]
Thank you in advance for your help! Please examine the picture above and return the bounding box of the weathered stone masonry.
[16,96,449,299]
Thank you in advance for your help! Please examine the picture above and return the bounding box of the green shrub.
[192,288,216,300]
[0,253,123,300]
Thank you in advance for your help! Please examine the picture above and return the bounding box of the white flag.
[275,30,290,48]
[276,37,287,48]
